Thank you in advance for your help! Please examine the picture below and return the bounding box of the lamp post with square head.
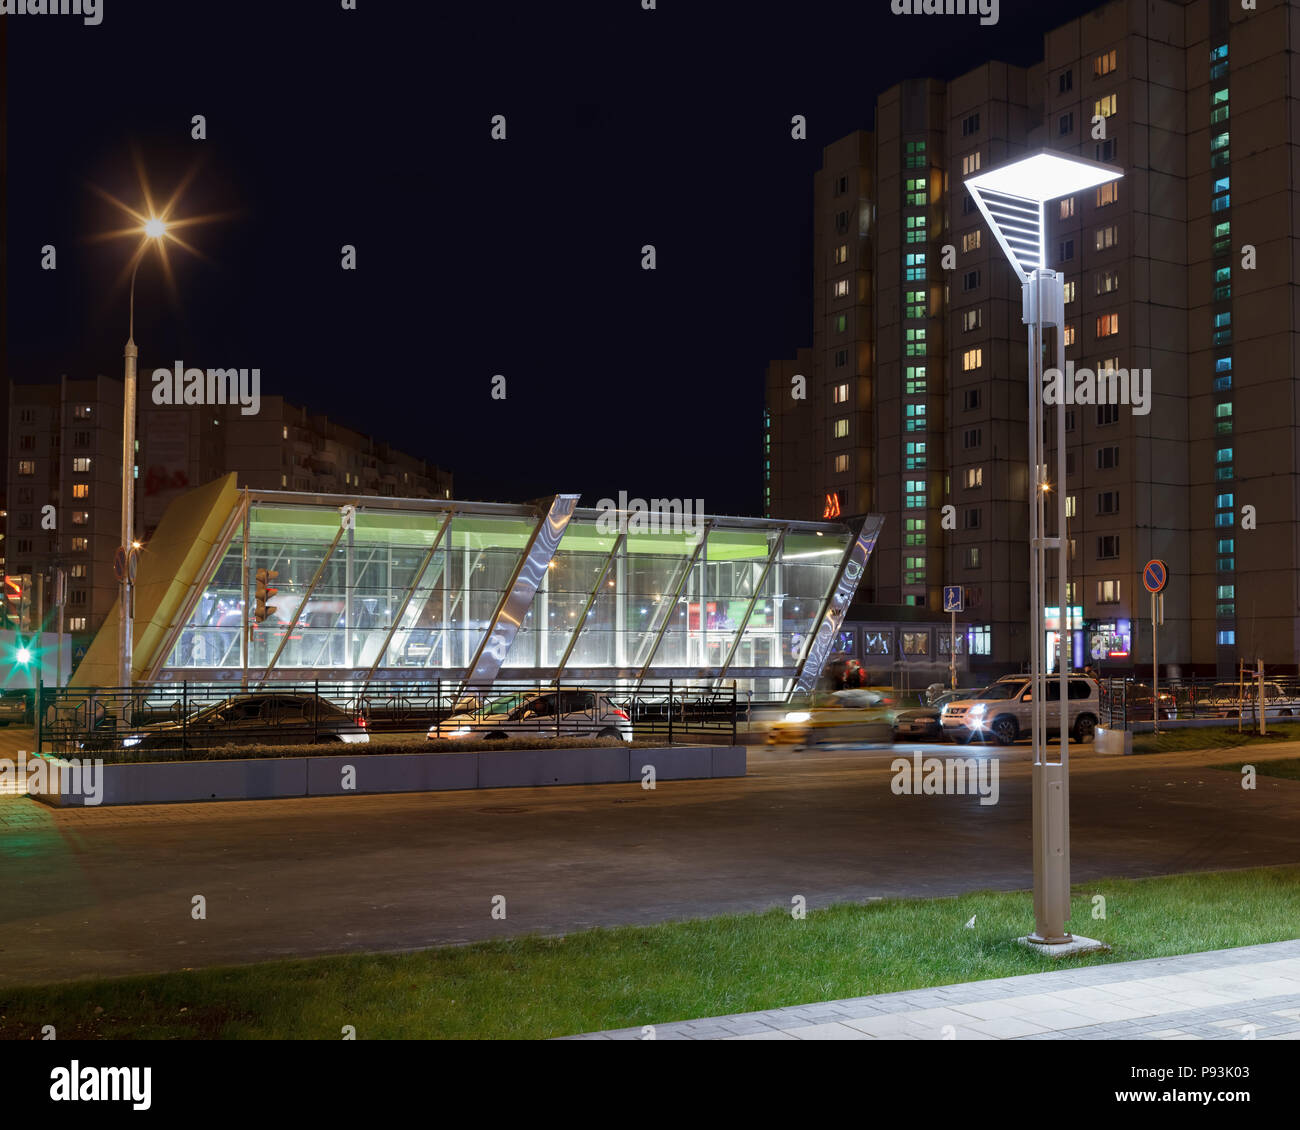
[965,151,1122,951]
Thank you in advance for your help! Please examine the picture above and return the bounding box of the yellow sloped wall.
[71,473,242,688]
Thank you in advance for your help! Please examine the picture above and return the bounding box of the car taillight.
[356,715,367,727]
[612,709,629,720]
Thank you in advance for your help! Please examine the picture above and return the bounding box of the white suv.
[940,674,1100,745]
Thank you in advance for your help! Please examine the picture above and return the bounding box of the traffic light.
[254,568,279,624]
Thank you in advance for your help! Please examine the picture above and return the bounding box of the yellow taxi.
[766,687,899,749]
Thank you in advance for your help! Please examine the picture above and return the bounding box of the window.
[834,348,849,368]
[72,404,93,419]
[1097,579,1121,604]
[962,269,981,291]
[1213,220,1231,257]
[17,461,35,476]
[904,516,926,545]
[1059,69,1073,93]
[833,383,849,403]
[73,430,91,447]
[1096,312,1119,338]
[905,215,927,243]
[68,589,87,606]
[969,624,992,655]
[1058,112,1074,137]
[1098,490,1120,514]
[833,418,849,439]
[1095,225,1119,251]
[69,617,88,632]
[905,366,927,395]
[905,289,927,319]
[1094,49,1117,77]
[1059,239,1074,262]
[1097,403,1119,426]
[964,546,981,569]
[904,139,926,168]
[1066,494,1077,518]
[1063,281,1076,304]
[962,308,982,332]
[18,434,36,451]
[905,441,927,471]
[1097,446,1119,470]
[964,467,983,489]
[71,564,87,578]
[1215,402,1233,420]
[1096,139,1117,162]
[1216,447,1233,464]
[963,388,981,411]
[904,556,927,584]
[1096,269,1120,295]
[961,112,980,136]
[1096,181,1119,206]
[71,537,89,552]
[904,403,927,432]
[72,483,90,499]
[834,314,847,333]
[833,278,849,298]
[964,508,982,530]
[1217,584,1235,600]
[834,244,848,264]
[833,454,850,474]
[1060,197,1075,220]
[1064,325,1077,347]
[834,210,849,233]
[835,174,848,195]
[961,151,981,176]
[905,327,927,356]
[72,457,92,472]
[1215,492,1234,511]
[1097,535,1120,559]
[963,428,982,449]
[71,510,90,526]
[901,631,929,655]
[1217,630,1236,646]
[962,348,983,371]
[961,230,981,253]
[905,177,928,206]
[905,479,927,509]
[1094,93,1117,119]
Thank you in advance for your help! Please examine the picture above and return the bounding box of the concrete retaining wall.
[29,745,746,807]
[1094,726,1133,756]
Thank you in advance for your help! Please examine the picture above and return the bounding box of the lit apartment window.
[905,289,926,319]
[1094,93,1117,119]
[833,278,849,298]
[905,215,927,243]
[835,314,847,333]
[963,428,982,449]
[905,441,927,471]
[1064,325,1076,347]
[962,348,983,371]
[962,152,981,175]
[282,425,289,439]
[1094,49,1118,77]
[904,480,927,509]
[905,327,927,356]
[281,473,288,487]
[832,383,849,404]
[833,454,850,474]
[903,556,927,585]
[962,308,982,332]
[1213,220,1231,257]
[17,461,35,476]
[1217,630,1236,646]
[1095,225,1119,251]
[1098,356,1120,378]
[1097,579,1121,603]
[1096,269,1120,295]
[905,177,927,206]
[71,511,90,526]
[964,467,983,489]
[1097,446,1119,470]
[71,537,89,552]
[73,404,93,419]
[904,516,926,545]
[1063,281,1076,304]
[904,252,926,281]
[1096,181,1119,206]
[1096,313,1119,338]
[834,244,848,264]
[965,546,981,569]
[963,388,981,411]
[905,366,927,395]
[904,139,926,168]
[1210,87,1230,125]
[1066,494,1077,518]
[1097,403,1120,426]
[69,617,87,632]
[1097,535,1120,559]
[72,483,90,499]
[904,404,927,432]
[1098,490,1120,514]
[961,230,981,253]
[1059,197,1075,220]
[72,457,92,472]
[1214,265,1232,301]
[833,418,849,439]
[1058,112,1074,137]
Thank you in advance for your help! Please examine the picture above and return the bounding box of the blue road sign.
[1143,559,1168,594]
[943,585,964,613]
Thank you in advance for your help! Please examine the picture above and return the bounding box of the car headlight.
[784,711,811,723]
[968,704,986,717]
[122,735,142,747]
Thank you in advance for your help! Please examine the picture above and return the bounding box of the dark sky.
[5,0,1106,514]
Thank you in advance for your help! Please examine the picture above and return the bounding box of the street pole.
[119,258,142,691]
[949,609,956,691]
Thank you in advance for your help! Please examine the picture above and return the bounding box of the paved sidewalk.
[567,939,1300,1040]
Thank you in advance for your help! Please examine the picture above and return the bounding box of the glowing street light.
[965,150,1122,955]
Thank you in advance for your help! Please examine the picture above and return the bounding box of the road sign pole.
[950,611,956,690]
[1151,590,1158,735]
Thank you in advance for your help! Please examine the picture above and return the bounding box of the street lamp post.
[118,219,166,689]
[965,152,1122,954]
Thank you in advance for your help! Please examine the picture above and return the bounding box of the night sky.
[5,0,1106,515]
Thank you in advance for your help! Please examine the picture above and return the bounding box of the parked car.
[1107,681,1176,722]
[766,687,898,749]
[1200,681,1298,719]
[893,688,981,741]
[0,688,32,726]
[940,674,1100,745]
[105,692,369,752]
[428,689,633,742]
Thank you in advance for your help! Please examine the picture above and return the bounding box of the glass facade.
[157,494,869,697]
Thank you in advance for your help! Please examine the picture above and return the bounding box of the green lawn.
[1131,724,1300,754]
[1208,757,1300,782]
[3,866,1299,1040]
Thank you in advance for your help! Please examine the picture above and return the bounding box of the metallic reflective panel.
[793,515,883,695]
[258,522,348,685]
[462,494,580,686]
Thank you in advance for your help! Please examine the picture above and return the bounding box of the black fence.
[1097,675,1300,728]
[35,680,739,757]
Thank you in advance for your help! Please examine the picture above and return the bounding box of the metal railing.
[35,680,738,757]
[1097,675,1300,729]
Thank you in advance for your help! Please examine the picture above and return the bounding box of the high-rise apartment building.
[764,0,1295,675]
[5,376,452,659]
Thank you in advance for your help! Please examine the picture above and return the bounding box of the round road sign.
[1143,559,1168,594]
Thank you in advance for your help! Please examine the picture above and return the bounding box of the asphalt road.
[1,738,1298,986]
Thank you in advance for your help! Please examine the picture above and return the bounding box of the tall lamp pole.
[965,152,1121,953]
[118,219,166,689]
